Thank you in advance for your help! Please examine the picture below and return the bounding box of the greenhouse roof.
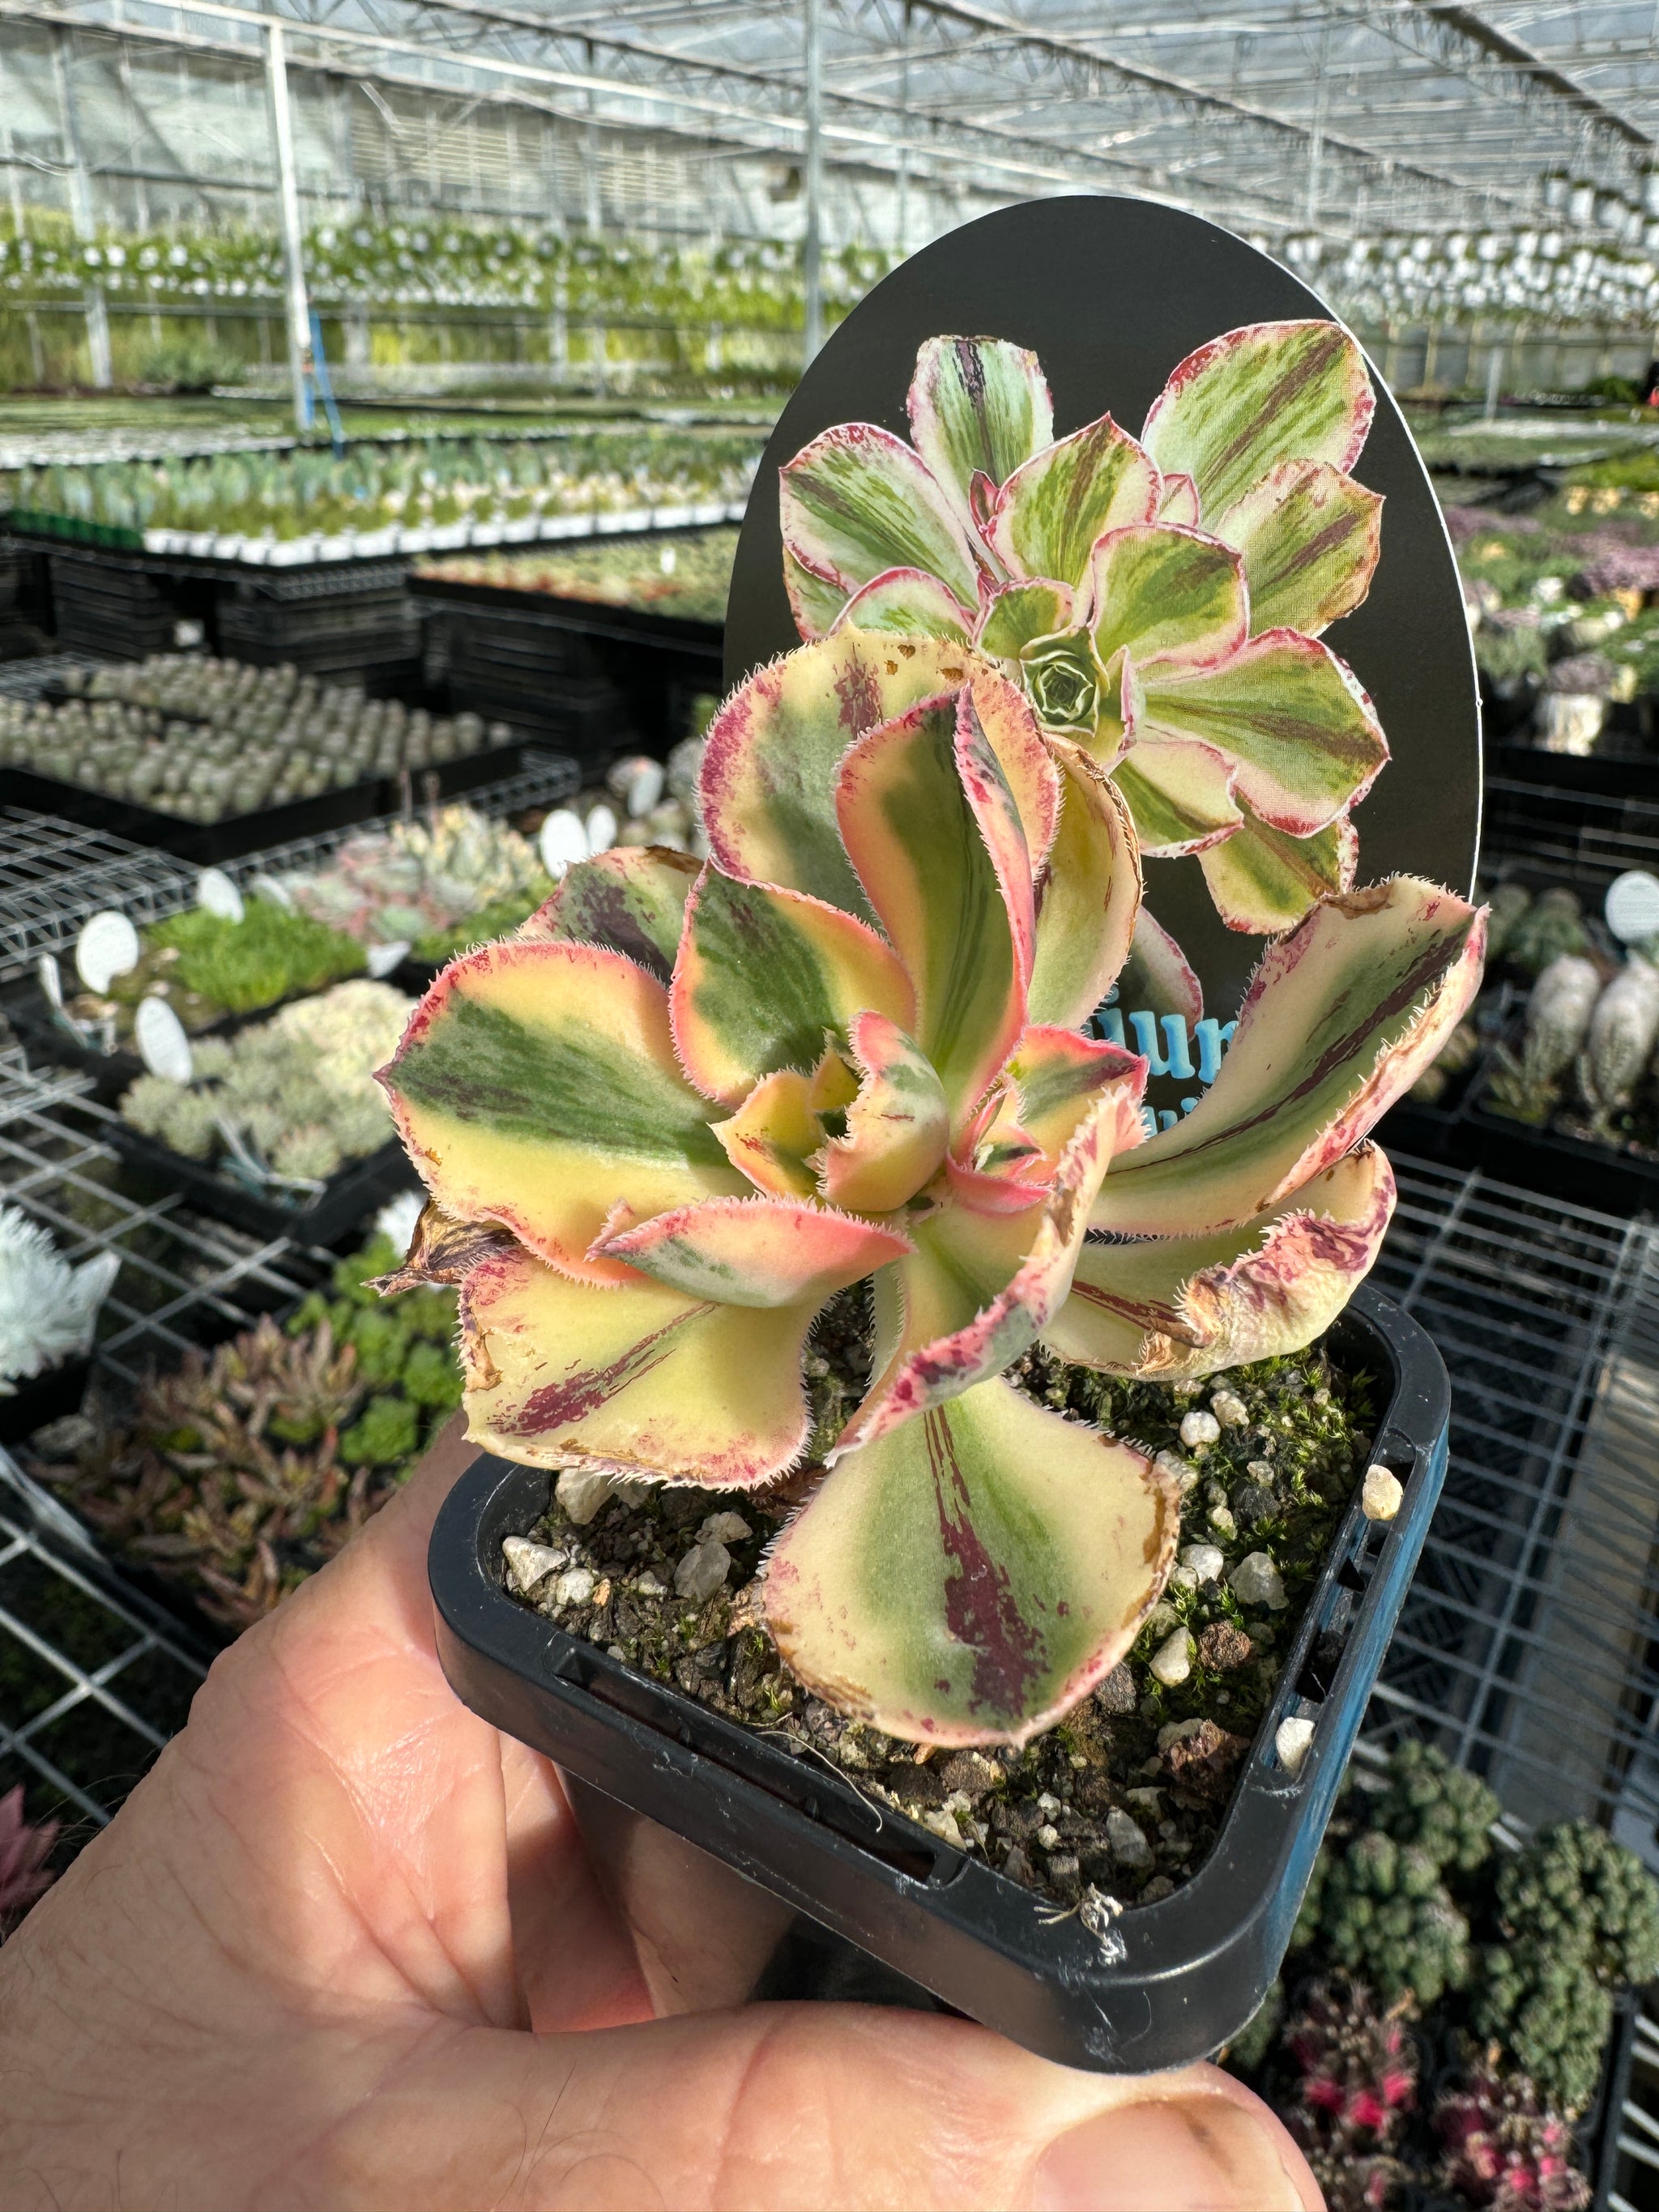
[9,0,1659,244]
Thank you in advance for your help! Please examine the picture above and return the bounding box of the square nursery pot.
[104,1123,418,1247]
[428,1281,1451,2073]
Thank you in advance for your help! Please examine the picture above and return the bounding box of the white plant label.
[36,954,63,1012]
[625,760,666,818]
[539,808,588,879]
[75,911,140,995]
[367,940,412,978]
[196,867,245,923]
[585,802,619,856]
[134,996,194,1085]
[1606,870,1659,944]
[247,873,296,911]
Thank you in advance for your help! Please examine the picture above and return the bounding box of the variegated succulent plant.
[377,629,1482,1750]
[778,322,1388,936]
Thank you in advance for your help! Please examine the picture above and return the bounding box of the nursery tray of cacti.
[428,1287,1450,2075]
[0,740,535,865]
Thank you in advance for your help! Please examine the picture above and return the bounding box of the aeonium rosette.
[779,320,1388,937]
[376,629,1484,1748]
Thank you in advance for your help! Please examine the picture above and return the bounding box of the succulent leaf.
[378,940,743,1285]
[1111,734,1243,856]
[838,1083,1143,1452]
[836,691,1028,1123]
[1157,471,1201,526]
[778,421,983,611]
[830,567,975,643]
[1027,738,1142,1029]
[522,845,699,982]
[1047,1142,1396,1379]
[671,867,915,1107]
[1213,460,1384,637]
[593,1196,912,1309]
[1087,523,1247,671]
[1115,906,1204,1023]
[710,1067,824,1198]
[764,1373,1178,1747]
[783,543,850,639]
[1141,320,1374,521]
[702,628,984,918]
[963,671,1062,878]
[1198,807,1360,936]
[1004,1025,1147,1167]
[983,413,1160,590]
[907,335,1055,531]
[819,1012,951,1213]
[1131,628,1388,840]
[978,579,1074,658]
[1091,877,1486,1238]
[457,1236,820,1485]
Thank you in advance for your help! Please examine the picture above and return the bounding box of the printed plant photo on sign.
[776,321,1386,945]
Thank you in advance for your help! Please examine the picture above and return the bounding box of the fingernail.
[1031,2092,1314,2212]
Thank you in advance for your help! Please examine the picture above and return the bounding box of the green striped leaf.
[820,1012,951,1214]
[984,413,1159,591]
[764,1374,1178,1747]
[833,566,975,644]
[1091,877,1486,1239]
[779,422,983,609]
[978,579,1073,660]
[595,1195,911,1308]
[1141,320,1374,522]
[702,629,985,920]
[380,940,742,1285]
[1048,1143,1395,1380]
[1110,734,1242,857]
[710,1066,824,1199]
[1133,629,1388,839]
[1197,806,1358,936]
[835,691,1026,1124]
[527,845,698,983]
[1027,738,1143,1030]
[458,1236,821,1486]
[908,336,1055,531]
[1215,460,1384,637]
[784,543,851,640]
[1088,523,1247,671]
[672,867,915,1107]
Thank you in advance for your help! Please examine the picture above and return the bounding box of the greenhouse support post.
[53,27,112,390]
[803,0,824,365]
[266,20,315,433]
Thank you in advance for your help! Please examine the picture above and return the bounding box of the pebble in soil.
[505,1291,1375,1916]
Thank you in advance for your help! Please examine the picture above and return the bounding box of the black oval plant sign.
[726,194,1481,1026]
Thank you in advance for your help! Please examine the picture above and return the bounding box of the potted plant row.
[375,280,1487,2069]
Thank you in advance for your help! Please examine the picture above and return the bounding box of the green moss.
[339,1393,419,1467]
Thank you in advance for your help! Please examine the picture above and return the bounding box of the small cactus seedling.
[1435,2064,1590,2212]
[377,629,1482,1748]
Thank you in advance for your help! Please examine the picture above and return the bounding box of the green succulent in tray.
[145,898,366,1015]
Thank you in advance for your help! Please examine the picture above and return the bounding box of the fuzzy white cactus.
[1522,955,1601,1088]
[1583,957,1659,1118]
[0,1208,120,1394]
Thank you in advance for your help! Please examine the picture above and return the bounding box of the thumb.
[291,2000,1323,2212]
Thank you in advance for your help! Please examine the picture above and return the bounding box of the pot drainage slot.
[559,1644,946,1882]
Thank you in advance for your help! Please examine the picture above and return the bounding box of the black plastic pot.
[105,1123,417,1245]
[429,1282,1450,2073]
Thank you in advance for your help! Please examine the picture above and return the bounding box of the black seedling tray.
[0,739,530,864]
[105,1123,416,1246]
[429,1283,1450,2074]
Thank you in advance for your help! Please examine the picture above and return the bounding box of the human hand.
[0,1416,1321,2211]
